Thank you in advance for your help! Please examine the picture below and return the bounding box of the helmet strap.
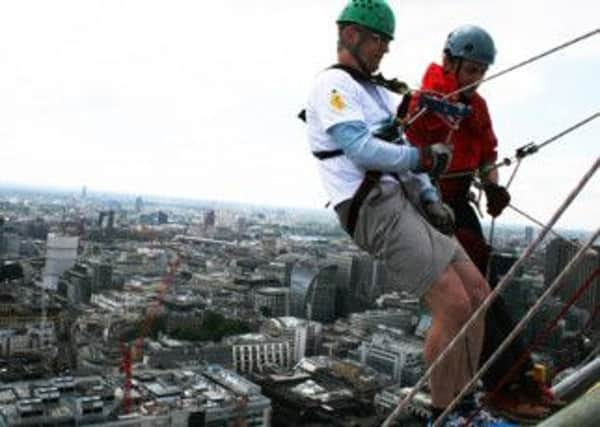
[339,25,372,75]
[350,30,373,75]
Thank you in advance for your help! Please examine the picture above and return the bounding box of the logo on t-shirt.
[330,89,345,112]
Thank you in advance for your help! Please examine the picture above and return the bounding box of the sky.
[1,0,599,230]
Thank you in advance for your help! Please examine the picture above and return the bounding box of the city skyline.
[2,0,599,230]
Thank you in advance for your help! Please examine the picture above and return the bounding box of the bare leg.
[423,265,478,408]
[452,260,490,384]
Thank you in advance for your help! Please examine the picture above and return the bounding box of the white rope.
[382,157,599,427]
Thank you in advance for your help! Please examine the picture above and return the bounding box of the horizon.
[1,181,597,235]
[2,0,598,230]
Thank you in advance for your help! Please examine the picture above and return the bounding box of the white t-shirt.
[305,68,401,207]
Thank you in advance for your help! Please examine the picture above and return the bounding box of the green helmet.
[337,0,396,40]
[444,25,496,65]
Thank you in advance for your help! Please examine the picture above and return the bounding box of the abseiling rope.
[440,111,600,180]
[382,157,599,427]
[433,228,600,427]
[404,28,600,128]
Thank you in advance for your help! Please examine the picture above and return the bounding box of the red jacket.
[406,63,498,200]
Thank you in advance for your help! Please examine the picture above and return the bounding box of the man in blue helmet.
[305,1,492,421]
[406,25,562,420]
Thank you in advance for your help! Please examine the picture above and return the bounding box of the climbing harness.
[300,65,463,236]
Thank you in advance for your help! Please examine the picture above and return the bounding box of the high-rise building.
[59,262,92,304]
[204,210,216,229]
[42,234,79,290]
[135,196,144,212]
[544,238,577,287]
[489,251,519,287]
[290,264,317,319]
[157,211,168,225]
[545,239,600,330]
[330,254,387,316]
[91,261,113,292]
[97,210,115,229]
[525,226,534,244]
[307,265,337,323]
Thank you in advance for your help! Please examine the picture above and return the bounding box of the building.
[59,262,92,305]
[254,287,289,317]
[545,238,600,330]
[229,334,292,373]
[163,293,205,333]
[42,234,79,291]
[97,210,115,229]
[525,226,535,244]
[330,254,388,316]
[347,309,415,335]
[262,317,322,363]
[204,209,216,229]
[545,238,578,287]
[91,261,113,292]
[0,367,272,427]
[0,323,56,357]
[289,264,337,323]
[349,331,424,385]
[157,211,168,225]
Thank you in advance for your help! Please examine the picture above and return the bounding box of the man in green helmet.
[304,0,491,422]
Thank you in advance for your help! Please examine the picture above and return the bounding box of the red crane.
[120,255,180,413]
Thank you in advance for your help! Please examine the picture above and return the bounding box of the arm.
[327,121,419,172]
[327,121,440,203]
[476,98,509,216]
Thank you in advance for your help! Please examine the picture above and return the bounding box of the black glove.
[416,143,453,179]
[425,201,455,236]
[483,182,511,217]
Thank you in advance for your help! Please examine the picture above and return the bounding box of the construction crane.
[119,254,180,413]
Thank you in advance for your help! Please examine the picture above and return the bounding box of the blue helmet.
[444,25,496,65]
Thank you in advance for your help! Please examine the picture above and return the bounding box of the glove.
[425,201,455,236]
[483,182,511,217]
[416,143,453,179]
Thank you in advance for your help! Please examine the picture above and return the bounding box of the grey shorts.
[336,181,468,299]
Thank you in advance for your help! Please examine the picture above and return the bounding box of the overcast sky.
[2,0,599,230]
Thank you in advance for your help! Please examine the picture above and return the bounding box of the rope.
[403,29,600,128]
[436,112,600,181]
[485,158,521,280]
[462,267,600,426]
[507,204,588,251]
[490,112,600,173]
[435,230,600,427]
[382,158,598,427]
[447,29,599,100]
